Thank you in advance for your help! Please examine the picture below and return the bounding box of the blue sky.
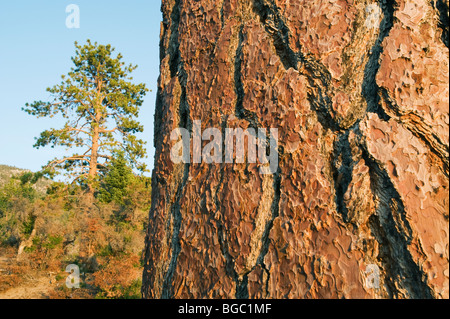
[0,1,162,175]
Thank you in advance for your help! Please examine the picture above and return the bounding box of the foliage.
[21,214,36,237]
[0,162,151,298]
[93,255,142,299]
[98,151,134,205]
[0,172,40,243]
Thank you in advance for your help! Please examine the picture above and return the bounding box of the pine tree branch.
[47,155,90,167]
[99,127,118,134]
[66,126,90,135]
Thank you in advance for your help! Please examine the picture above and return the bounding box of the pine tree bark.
[89,125,99,180]
[142,0,449,299]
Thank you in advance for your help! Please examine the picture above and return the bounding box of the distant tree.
[98,151,134,205]
[23,40,148,195]
[0,180,29,244]
[99,151,151,206]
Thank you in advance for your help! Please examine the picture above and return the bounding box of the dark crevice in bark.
[152,90,164,168]
[257,169,282,264]
[433,0,449,48]
[168,1,182,79]
[362,0,395,121]
[360,144,433,299]
[367,214,396,298]
[235,275,250,299]
[234,25,259,130]
[261,263,271,297]
[332,131,354,222]
[160,2,169,65]
[252,0,299,70]
[307,86,339,132]
[233,25,245,117]
[220,0,225,29]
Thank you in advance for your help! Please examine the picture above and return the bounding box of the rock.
[142,0,449,299]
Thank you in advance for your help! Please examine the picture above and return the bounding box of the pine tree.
[23,40,148,194]
[98,151,133,205]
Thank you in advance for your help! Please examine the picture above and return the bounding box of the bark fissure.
[433,0,449,48]
[234,25,259,130]
[362,0,395,121]
[360,144,433,299]
[252,0,300,70]
[332,132,354,222]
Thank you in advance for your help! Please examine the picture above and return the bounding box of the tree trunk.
[142,0,449,299]
[87,116,100,200]
[17,227,36,259]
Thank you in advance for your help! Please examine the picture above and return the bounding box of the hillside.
[0,165,52,194]
[0,165,26,186]
[0,162,151,299]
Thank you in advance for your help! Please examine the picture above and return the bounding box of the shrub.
[0,164,150,299]
[93,254,142,299]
